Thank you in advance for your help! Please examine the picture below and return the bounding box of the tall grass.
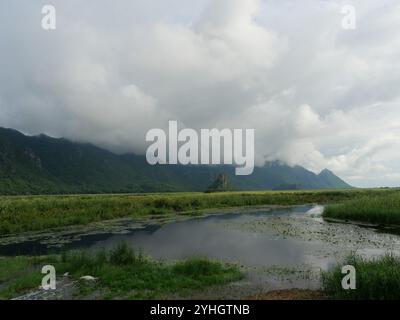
[0,243,243,299]
[0,189,392,235]
[322,254,400,300]
[324,191,400,226]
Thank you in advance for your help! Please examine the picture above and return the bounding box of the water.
[92,206,323,267]
[1,205,399,272]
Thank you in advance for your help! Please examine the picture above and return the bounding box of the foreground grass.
[324,191,400,226]
[1,189,396,235]
[0,243,242,299]
[322,254,400,300]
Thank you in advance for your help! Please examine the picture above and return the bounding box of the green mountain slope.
[317,168,351,189]
[0,127,352,195]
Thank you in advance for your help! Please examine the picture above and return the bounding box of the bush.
[109,242,143,266]
[172,258,224,277]
[322,254,400,300]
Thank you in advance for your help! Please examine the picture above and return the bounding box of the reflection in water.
[0,205,398,271]
[93,216,313,266]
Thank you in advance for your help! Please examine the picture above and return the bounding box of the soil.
[246,289,327,300]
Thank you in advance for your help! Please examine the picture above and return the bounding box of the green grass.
[1,189,395,235]
[0,256,34,283]
[324,191,400,226]
[0,243,243,299]
[0,255,59,299]
[322,254,400,300]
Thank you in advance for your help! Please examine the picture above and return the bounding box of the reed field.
[324,190,400,226]
[322,254,400,300]
[0,189,395,235]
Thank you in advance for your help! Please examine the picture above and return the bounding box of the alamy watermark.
[146,121,255,175]
[341,5,357,30]
[41,265,56,290]
[41,5,56,30]
[341,265,356,290]
[40,4,356,32]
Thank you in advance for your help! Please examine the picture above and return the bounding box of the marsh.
[1,204,399,298]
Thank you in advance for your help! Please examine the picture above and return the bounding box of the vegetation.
[0,243,243,299]
[1,189,394,235]
[0,127,351,196]
[324,191,400,226]
[322,254,400,300]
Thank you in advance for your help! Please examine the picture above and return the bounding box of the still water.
[1,205,399,271]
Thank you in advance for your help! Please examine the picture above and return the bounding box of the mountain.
[206,173,236,193]
[0,127,352,195]
[317,168,350,189]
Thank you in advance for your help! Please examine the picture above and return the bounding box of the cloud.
[0,0,399,187]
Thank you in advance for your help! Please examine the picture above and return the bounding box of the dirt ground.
[247,289,327,300]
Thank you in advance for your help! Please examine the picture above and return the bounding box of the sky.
[0,0,399,187]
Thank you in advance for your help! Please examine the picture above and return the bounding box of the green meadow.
[0,243,242,299]
[1,188,400,300]
[0,188,397,235]
[324,191,400,226]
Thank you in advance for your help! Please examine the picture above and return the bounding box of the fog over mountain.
[0,0,399,187]
[0,127,351,194]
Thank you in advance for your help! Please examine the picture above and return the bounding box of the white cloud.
[0,0,399,187]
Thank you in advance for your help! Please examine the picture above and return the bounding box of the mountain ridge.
[0,127,352,195]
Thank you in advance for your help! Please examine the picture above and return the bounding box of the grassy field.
[324,190,400,226]
[322,254,400,300]
[1,189,400,300]
[0,189,396,235]
[0,243,242,299]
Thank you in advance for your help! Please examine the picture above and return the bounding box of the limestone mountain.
[206,173,236,193]
[0,127,352,195]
